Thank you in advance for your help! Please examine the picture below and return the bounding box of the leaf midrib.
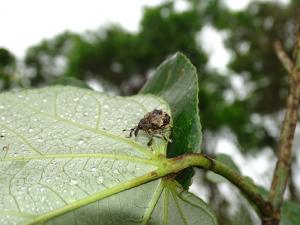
[141,179,164,225]
[1,153,160,166]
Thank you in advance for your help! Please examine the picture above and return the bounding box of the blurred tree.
[0,48,17,90]
[204,0,296,114]
[25,32,80,86]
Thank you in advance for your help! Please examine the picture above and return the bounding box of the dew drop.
[0,105,4,109]
[83,112,89,116]
[70,179,78,185]
[103,104,109,109]
[42,99,47,103]
[73,97,79,102]
[0,116,5,121]
[37,137,44,143]
[97,176,104,184]
[113,169,120,174]
[78,139,84,145]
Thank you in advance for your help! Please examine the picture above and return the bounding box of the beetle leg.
[144,130,154,146]
[147,137,153,146]
[134,126,140,137]
[163,134,173,143]
[129,127,137,138]
[155,129,172,143]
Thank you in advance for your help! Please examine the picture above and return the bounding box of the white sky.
[0,0,164,57]
[0,0,254,58]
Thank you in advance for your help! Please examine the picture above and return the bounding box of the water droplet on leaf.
[78,139,84,145]
[70,179,78,185]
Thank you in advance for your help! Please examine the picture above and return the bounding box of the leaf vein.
[0,123,43,155]
[171,190,189,225]
[141,179,164,225]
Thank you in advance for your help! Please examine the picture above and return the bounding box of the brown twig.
[266,7,300,225]
[273,40,294,74]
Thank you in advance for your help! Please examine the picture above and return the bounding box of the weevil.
[124,109,172,146]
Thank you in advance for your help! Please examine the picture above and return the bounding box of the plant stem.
[167,153,273,219]
[273,40,293,74]
[266,7,300,225]
[268,5,300,213]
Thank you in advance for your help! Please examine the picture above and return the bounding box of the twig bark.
[273,40,294,74]
[266,7,300,225]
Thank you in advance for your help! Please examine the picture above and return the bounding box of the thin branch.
[267,7,300,224]
[268,54,300,207]
[168,153,274,220]
[273,40,294,74]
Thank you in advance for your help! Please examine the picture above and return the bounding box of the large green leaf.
[0,86,217,225]
[140,53,201,189]
[140,52,202,157]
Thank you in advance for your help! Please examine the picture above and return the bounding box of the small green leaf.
[206,154,240,183]
[0,86,217,225]
[215,154,240,172]
[206,172,227,184]
[281,201,300,225]
[51,77,91,89]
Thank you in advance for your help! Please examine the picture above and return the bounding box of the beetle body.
[127,109,171,146]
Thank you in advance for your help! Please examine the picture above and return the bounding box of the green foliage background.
[1,0,300,224]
